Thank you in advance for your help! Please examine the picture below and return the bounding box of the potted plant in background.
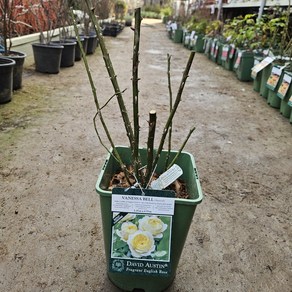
[223,14,259,81]
[206,20,224,65]
[78,1,100,54]
[161,4,173,24]
[72,4,203,292]
[0,0,27,93]
[100,0,125,39]
[265,8,291,108]
[30,0,64,74]
[253,8,289,97]
[50,0,77,68]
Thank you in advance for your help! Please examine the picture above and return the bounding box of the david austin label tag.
[110,188,175,277]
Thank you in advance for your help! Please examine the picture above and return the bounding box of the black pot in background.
[0,57,15,104]
[86,34,98,54]
[32,43,64,74]
[69,36,88,61]
[52,40,76,67]
[6,51,26,90]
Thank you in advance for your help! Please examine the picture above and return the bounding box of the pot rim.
[32,43,64,49]
[0,57,16,66]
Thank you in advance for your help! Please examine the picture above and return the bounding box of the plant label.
[266,66,282,90]
[150,164,183,190]
[221,45,229,61]
[277,73,292,99]
[251,56,274,79]
[229,45,236,59]
[234,51,242,69]
[110,188,175,277]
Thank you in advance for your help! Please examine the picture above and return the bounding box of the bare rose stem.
[167,126,196,170]
[145,110,157,186]
[164,53,173,170]
[132,8,142,183]
[70,8,132,185]
[83,0,135,153]
[151,51,196,175]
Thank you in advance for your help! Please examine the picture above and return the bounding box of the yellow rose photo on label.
[111,213,172,262]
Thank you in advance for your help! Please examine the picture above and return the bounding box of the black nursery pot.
[0,57,15,104]
[51,40,76,67]
[69,36,88,61]
[86,34,98,54]
[7,51,26,90]
[32,43,64,74]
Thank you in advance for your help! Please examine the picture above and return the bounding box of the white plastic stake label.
[150,164,183,190]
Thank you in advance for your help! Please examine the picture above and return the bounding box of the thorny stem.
[84,0,135,153]
[167,126,196,169]
[145,110,157,186]
[71,9,131,184]
[165,53,173,170]
[132,8,142,182]
[152,51,196,173]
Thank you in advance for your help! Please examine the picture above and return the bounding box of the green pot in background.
[233,50,254,82]
[210,39,218,63]
[193,34,205,53]
[277,71,292,118]
[225,45,236,71]
[252,55,264,92]
[215,41,223,65]
[260,63,273,99]
[266,65,284,109]
[172,28,183,43]
[204,37,212,59]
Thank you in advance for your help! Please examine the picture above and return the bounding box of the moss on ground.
[0,84,51,163]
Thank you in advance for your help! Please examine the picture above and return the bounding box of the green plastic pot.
[225,45,236,71]
[216,42,223,65]
[193,34,205,53]
[96,146,203,292]
[210,39,218,63]
[221,44,229,69]
[253,71,262,92]
[260,63,273,99]
[172,28,183,43]
[252,56,263,92]
[267,66,284,109]
[278,71,292,118]
[183,31,191,48]
[234,50,254,82]
[204,37,212,59]
[280,96,292,118]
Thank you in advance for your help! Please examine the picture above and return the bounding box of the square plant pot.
[96,146,203,292]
